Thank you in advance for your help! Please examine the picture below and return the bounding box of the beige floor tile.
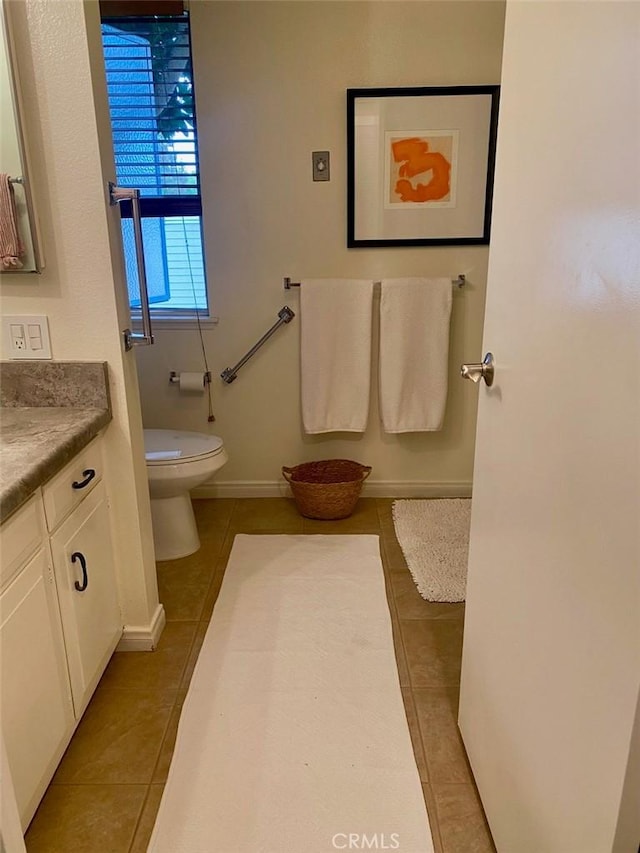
[209,528,237,575]
[157,556,217,622]
[194,524,229,559]
[391,573,465,621]
[401,688,428,783]
[192,497,235,529]
[413,687,472,785]
[375,497,396,527]
[433,783,496,853]
[156,546,218,577]
[384,572,398,618]
[152,693,187,783]
[180,621,209,689]
[129,785,165,853]
[53,688,177,785]
[392,618,410,688]
[422,783,445,853]
[229,497,304,531]
[378,534,391,575]
[25,784,147,853]
[401,619,464,688]
[99,622,198,692]
[199,565,227,623]
[380,533,410,573]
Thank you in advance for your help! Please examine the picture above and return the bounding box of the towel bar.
[284,274,466,289]
[221,306,295,384]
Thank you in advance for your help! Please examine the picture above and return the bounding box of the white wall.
[0,0,160,639]
[134,0,505,496]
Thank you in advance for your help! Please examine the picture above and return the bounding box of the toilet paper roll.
[178,372,206,393]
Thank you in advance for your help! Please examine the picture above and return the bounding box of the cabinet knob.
[71,469,96,490]
[71,552,88,592]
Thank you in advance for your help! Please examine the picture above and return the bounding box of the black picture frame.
[347,85,500,248]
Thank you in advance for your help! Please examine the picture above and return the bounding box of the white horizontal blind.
[102,16,208,313]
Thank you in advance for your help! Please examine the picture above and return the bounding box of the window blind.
[101,14,208,313]
[103,19,201,212]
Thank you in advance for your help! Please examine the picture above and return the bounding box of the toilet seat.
[144,429,225,466]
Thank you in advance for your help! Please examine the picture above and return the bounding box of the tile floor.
[24,498,495,853]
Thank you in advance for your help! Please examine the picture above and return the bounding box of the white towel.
[379,278,452,432]
[301,279,374,433]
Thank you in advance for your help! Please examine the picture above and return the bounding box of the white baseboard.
[117,604,166,652]
[192,480,472,500]
[366,480,472,498]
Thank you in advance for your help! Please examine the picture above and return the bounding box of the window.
[101,13,209,317]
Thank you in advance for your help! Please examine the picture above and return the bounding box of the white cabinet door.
[50,481,122,717]
[0,546,74,828]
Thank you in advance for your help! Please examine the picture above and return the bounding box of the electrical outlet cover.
[1,315,52,359]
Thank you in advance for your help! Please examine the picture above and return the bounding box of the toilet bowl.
[144,429,228,561]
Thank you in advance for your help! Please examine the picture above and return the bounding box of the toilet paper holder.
[169,371,212,386]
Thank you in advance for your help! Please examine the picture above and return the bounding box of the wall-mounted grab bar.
[284,274,467,289]
[221,306,295,384]
[109,182,154,351]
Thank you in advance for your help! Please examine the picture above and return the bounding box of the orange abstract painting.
[388,133,456,206]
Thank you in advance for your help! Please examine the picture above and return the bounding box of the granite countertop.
[0,361,113,524]
[0,408,112,523]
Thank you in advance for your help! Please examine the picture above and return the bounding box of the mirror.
[1,1,42,272]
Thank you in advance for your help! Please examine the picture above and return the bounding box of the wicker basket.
[282,459,372,520]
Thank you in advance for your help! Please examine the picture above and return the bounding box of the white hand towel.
[379,278,453,432]
[301,279,374,433]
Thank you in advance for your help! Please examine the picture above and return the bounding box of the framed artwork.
[347,86,500,247]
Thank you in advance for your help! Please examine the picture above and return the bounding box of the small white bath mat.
[392,499,472,602]
[148,534,434,853]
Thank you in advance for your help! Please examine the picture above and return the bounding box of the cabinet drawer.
[43,437,104,533]
[1,494,45,591]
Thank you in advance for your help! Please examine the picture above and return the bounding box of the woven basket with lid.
[282,459,372,520]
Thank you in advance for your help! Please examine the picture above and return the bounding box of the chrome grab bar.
[221,306,295,384]
[109,182,154,351]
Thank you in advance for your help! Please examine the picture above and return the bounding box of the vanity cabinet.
[0,434,122,829]
[0,497,74,829]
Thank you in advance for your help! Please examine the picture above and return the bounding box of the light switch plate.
[312,151,330,181]
[1,315,52,359]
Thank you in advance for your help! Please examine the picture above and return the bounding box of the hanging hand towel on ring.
[379,278,453,432]
[301,279,374,433]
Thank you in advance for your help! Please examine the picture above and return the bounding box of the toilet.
[144,429,228,561]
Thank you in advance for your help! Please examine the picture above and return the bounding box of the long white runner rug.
[148,534,433,853]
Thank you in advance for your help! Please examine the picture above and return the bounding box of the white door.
[458,3,640,852]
